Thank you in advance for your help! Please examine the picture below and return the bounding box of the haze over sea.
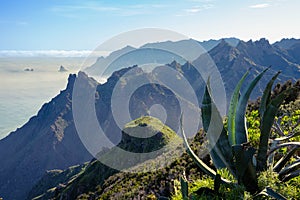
[0,56,96,139]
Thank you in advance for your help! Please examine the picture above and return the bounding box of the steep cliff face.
[0,66,183,200]
[0,74,93,200]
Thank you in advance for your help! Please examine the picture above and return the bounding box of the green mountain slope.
[29,81,300,200]
[29,116,206,199]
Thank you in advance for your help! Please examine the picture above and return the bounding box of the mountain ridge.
[1,37,300,199]
[0,74,93,200]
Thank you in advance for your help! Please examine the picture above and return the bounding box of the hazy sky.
[1,0,299,50]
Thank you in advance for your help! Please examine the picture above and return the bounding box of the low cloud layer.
[249,3,270,9]
[0,50,109,57]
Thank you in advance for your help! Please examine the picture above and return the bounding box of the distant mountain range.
[87,37,300,102]
[85,38,240,76]
[0,37,300,200]
[273,38,300,49]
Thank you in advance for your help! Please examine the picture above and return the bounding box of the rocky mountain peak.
[168,60,182,70]
[217,39,230,48]
[254,38,272,49]
[273,38,300,49]
[66,74,76,90]
[107,65,142,83]
[209,39,240,62]
[237,38,271,51]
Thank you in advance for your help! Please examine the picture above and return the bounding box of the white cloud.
[178,4,214,16]
[249,3,270,8]
[0,50,109,57]
[185,7,203,13]
[51,5,120,13]
[51,3,122,18]
[51,3,170,17]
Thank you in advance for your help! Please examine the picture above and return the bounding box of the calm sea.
[0,57,95,139]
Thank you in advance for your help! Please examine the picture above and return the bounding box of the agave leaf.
[228,70,249,146]
[209,148,226,169]
[232,144,258,193]
[274,131,300,142]
[273,146,299,173]
[281,169,300,182]
[235,68,269,144]
[180,116,216,178]
[279,159,300,179]
[257,87,293,171]
[180,172,189,199]
[268,142,300,155]
[259,71,281,117]
[179,115,232,185]
[210,127,235,173]
[256,187,287,200]
[214,174,221,192]
[201,79,234,171]
[268,140,279,167]
[201,77,214,132]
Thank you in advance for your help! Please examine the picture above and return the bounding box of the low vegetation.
[30,69,300,200]
[176,68,300,199]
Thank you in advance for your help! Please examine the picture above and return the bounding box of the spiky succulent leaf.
[267,140,279,166]
[214,174,221,192]
[273,146,299,173]
[275,131,300,142]
[201,77,214,132]
[232,144,258,193]
[257,78,292,171]
[235,68,269,144]
[179,116,232,185]
[180,116,217,178]
[228,70,249,146]
[268,142,300,155]
[180,173,189,199]
[259,71,281,117]
[281,169,300,182]
[201,79,234,171]
[279,159,300,180]
[256,187,287,200]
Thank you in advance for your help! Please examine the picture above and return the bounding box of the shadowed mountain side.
[0,75,93,200]
[28,116,183,200]
[208,39,300,101]
[0,65,196,200]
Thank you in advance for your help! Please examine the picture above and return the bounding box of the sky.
[0,0,299,51]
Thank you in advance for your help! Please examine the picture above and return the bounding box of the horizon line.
[0,37,299,57]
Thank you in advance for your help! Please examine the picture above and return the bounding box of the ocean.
[0,57,95,139]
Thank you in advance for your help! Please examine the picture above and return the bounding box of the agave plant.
[180,68,300,199]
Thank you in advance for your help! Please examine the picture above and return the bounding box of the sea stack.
[59,65,68,72]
